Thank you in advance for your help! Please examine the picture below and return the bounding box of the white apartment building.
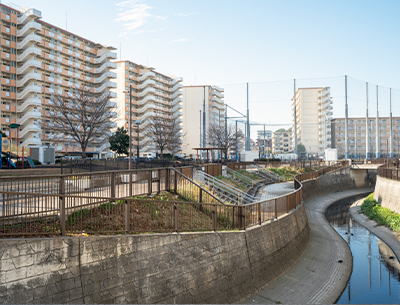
[291,87,333,155]
[0,3,117,157]
[272,129,292,154]
[113,61,183,156]
[182,85,225,157]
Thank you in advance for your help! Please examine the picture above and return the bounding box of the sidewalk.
[241,188,374,304]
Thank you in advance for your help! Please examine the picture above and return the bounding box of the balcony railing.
[94,51,117,64]
[17,59,42,74]
[17,46,42,62]
[138,71,155,82]
[17,34,41,49]
[17,21,41,37]
[17,72,41,86]
[18,8,42,24]
[17,85,41,99]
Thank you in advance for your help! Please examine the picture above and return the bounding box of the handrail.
[225,167,254,186]
[172,168,225,205]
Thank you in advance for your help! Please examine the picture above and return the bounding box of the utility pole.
[246,82,250,151]
[376,85,380,159]
[293,79,297,156]
[203,86,206,149]
[345,75,348,159]
[390,88,393,158]
[366,82,369,159]
[263,124,266,158]
[235,120,238,161]
[199,110,202,148]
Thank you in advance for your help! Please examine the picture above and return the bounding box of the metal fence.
[377,163,400,180]
[295,163,345,183]
[0,165,307,237]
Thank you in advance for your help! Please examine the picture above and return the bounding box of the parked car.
[139,157,152,163]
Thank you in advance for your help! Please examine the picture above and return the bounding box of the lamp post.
[123,84,133,170]
[134,120,142,168]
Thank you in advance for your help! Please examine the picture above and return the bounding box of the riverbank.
[349,199,400,263]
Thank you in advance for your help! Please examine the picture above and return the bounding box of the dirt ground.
[0,164,62,177]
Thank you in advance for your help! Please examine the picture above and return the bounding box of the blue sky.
[10,0,400,136]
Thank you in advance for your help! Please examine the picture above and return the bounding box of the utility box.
[325,149,338,163]
[30,147,55,164]
[239,151,259,162]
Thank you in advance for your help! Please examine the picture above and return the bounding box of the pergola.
[193,147,227,163]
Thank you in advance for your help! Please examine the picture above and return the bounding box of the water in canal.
[325,200,400,304]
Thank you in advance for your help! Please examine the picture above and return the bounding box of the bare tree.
[207,123,244,157]
[145,115,182,160]
[49,88,117,159]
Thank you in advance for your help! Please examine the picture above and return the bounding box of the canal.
[325,199,400,304]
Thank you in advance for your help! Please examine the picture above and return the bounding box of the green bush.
[361,193,400,233]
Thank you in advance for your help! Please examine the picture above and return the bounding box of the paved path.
[242,188,374,304]
[257,182,294,201]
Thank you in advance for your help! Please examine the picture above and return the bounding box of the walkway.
[257,182,294,201]
[242,187,374,304]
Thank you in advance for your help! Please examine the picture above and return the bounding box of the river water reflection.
[325,201,400,304]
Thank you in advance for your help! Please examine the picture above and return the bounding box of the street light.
[123,84,133,170]
[134,120,142,168]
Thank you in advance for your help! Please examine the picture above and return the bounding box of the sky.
[7,0,400,138]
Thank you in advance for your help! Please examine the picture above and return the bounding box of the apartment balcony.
[138,79,155,90]
[172,111,182,119]
[94,51,117,64]
[171,77,183,85]
[106,101,117,108]
[17,85,41,100]
[17,21,41,37]
[94,81,117,93]
[94,71,117,84]
[17,59,42,74]
[171,90,182,99]
[171,83,183,92]
[171,104,182,113]
[138,104,155,114]
[17,72,41,86]
[17,110,41,125]
[138,87,155,97]
[19,124,41,138]
[171,97,182,106]
[18,8,42,24]
[138,112,157,122]
[95,62,117,74]
[212,89,224,98]
[17,46,42,62]
[138,95,156,105]
[138,71,155,82]
[17,98,41,112]
[17,34,41,49]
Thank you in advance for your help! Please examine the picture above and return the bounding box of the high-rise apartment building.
[272,129,292,154]
[0,4,117,157]
[182,85,225,157]
[112,61,183,156]
[291,87,333,155]
[332,117,400,158]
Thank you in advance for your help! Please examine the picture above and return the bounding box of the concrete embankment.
[0,205,309,304]
[374,175,400,214]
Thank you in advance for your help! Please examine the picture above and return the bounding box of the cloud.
[173,38,193,42]
[175,13,195,17]
[115,0,165,37]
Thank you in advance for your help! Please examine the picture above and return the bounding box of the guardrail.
[295,163,344,183]
[377,163,400,180]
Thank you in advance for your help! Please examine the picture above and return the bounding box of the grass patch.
[268,167,301,181]
[215,175,248,191]
[361,193,400,233]
[236,170,263,181]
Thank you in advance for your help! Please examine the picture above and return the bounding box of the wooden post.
[199,189,203,203]
[174,169,178,194]
[125,199,130,233]
[59,176,66,236]
[166,168,170,192]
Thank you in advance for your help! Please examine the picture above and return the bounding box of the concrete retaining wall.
[302,167,376,201]
[0,205,310,304]
[374,175,400,214]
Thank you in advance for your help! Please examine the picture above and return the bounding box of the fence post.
[166,168,170,192]
[111,172,116,198]
[158,169,161,193]
[212,205,216,231]
[199,189,203,203]
[275,199,278,219]
[61,159,63,174]
[174,170,178,194]
[129,171,133,196]
[125,199,130,233]
[258,202,261,225]
[59,176,66,236]
[90,158,92,172]
[148,170,152,195]
[174,203,178,232]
